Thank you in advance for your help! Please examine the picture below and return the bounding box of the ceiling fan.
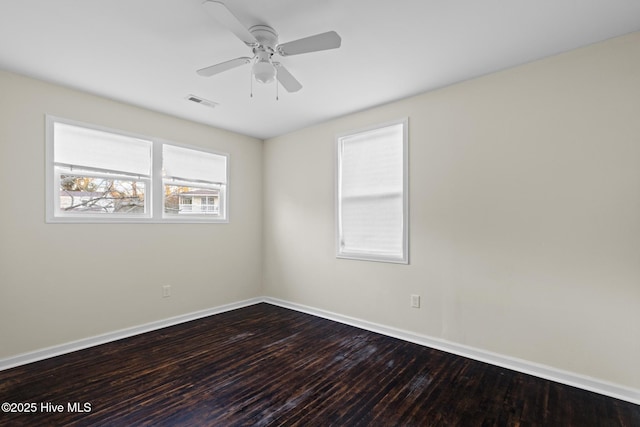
[197,0,342,93]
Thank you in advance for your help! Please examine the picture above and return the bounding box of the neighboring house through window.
[176,190,219,215]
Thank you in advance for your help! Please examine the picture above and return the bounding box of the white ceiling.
[1,1,639,140]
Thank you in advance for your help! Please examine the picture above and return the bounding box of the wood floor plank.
[0,303,638,426]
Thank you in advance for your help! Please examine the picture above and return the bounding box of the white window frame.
[45,115,229,223]
[335,118,409,264]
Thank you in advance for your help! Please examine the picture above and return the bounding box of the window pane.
[341,124,404,198]
[164,185,221,216]
[341,194,403,255]
[59,175,147,214]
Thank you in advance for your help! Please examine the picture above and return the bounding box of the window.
[162,144,226,218]
[336,118,408,263]
[46,116,228,223]
[49,120,152,219]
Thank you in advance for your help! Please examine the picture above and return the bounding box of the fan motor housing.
[249,25,278,49]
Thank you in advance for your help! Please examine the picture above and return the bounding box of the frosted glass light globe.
[253,60,276,84]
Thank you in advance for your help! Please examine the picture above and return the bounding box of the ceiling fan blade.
[274,63,303,92]
[202,0,257,46]
[197,57,252,77]
[277,31,341,56]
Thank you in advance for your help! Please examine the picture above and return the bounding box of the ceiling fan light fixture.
[253,58,276,84]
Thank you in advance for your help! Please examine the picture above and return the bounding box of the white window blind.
[163,144,227,184]
[337,119,408,263]
[54,122,151,176]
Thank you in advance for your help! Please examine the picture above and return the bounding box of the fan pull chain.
[276,78,279,101]
[249,67,253,98]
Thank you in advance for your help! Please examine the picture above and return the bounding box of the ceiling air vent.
[186,94,218,109]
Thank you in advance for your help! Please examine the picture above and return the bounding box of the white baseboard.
[264,297,640,406]
[2,296,638,405]
[0,297,262,372]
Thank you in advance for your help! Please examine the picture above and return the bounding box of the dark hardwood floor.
[0,303,638,426]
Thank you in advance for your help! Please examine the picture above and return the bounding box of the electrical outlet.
[162,285,171,298]
[411,294,420,308]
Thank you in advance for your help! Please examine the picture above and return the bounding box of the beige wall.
[0,70,263,358]
[263,33,640,389]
